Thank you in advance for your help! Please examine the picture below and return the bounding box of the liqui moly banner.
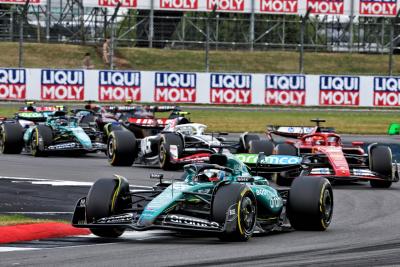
[259,0,298,14]
[319,76,360,106]
[210,74,252,104]
[154,72,196,103]
[99,71,141,101]
[358,0,398,16]
[265,75,306,105]
[41,70,84,101]
[159,0,198,10]
[0,69,26,100]
[306,0,344,15]
[0,0,42,5]
[373,77,400,106]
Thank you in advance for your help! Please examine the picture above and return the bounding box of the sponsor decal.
[154,72,196,103]
[0,69,26,100]
[236,154,302,165]
[210,74,252,104]
[260,0,298,14]
[373,77,400,106]
[236,176,254,182]
[48,143,77,150]
[41,70,84,101]
[265,75,305,105]
[319,76,360,106]
[99,71,141,101]
[359,0,397,16]
[98,0,137,8]
[207,0,245,11]
[97,213,134,224]
[165,214,220,228]
[160,0,198,9]
[277,126,314,134]
[307,0,344,15]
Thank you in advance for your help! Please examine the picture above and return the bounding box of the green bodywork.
[138,154,283,227]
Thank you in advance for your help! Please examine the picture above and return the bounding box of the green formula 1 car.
[72,153,333,241]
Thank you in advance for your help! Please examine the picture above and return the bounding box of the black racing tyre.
[107,131,137,166]
[274,143,298,186]
[212,183,257,242]
[287,176,333,231]
[275,143,298,156]
[0,123,24,154]
[159,133,183,170]
[248,140,274,156]
[86,177,130,238]
[369,145,393,188]
[31,125,53,157]
[239,133,260,153]
[80,114,96,125]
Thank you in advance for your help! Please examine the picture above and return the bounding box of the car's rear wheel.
[369,145,393,188]
[248,140,274,156]
[31,125,53,157]
[86,177,130,238]
[274,143,299,186]
[0,123,24,154]
[239,133,260,153]
[275,143,298,156]
[212,183,257,242]
[287,176,333,231]
[107,131,137,166]
[159,133,183,170]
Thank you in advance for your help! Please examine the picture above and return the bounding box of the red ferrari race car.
[266,119,399,188]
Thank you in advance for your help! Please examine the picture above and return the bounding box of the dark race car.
[1,111,106,156]
[72,153,333,242]
[261,119,399,188]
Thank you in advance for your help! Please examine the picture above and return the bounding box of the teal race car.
[72,153,333,241]
[1,111,106,156]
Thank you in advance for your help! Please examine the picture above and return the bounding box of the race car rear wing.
[104,105,181,113]
[266,125,336,139]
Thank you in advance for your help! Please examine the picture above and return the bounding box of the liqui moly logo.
[207,0,245,11]
[373,77,400,106]
[319,76,360,106]
[99,71,141,101]
[160,0,198,9]
[41,70,84,101]
[210,74,251,104]
[98,0,137,8]
[307,0,344,15]
[0,69,26,100]
[265,75,305,105]
[154,72,196,103]
[260,0,298,13]
[359,0,397,16]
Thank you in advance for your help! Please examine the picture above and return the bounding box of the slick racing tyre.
[369,145,393,188]
[86,177,130,238]
[275,143,298,156]
[248,140,274,156]
[0,123,24,154]
[239,133,260,153]
[159,133,183,170]
[274,143,299,186]
[287,176,333,231]
[108,130,137,166]
[31,125,53,157]
[212,183,257,242]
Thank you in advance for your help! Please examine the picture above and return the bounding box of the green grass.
[0,214,49,226]
[1,42,399,75]
[0,103,397,134]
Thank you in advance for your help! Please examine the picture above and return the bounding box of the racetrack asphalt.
[1,135,400,266]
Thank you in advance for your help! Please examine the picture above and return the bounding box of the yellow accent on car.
[111,175,122,212]
[319,182,328,230]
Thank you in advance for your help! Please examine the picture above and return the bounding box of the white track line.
[0,212,73,215]
[0,247,39,252]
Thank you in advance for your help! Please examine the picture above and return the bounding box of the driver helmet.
[313,136,325,145]
[56,118,68,126]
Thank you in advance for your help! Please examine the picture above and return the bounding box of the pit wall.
[1,68,399,107]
